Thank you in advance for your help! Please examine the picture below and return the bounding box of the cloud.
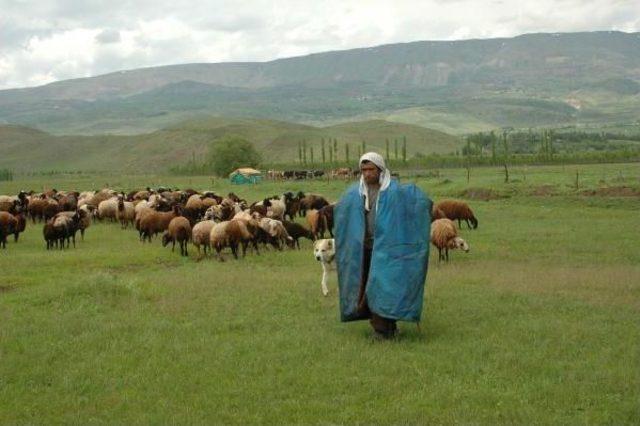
[0,0,638,89]
[95,29,121,44]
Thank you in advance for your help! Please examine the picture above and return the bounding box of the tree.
[333,139,338,162]
[303,140,307,164]
[321,138,326,163]
[310,146,314,164]
[394,139,398,160]
[345,143,350,163]
[210,135,261,177]
[402,136,407,162]
[385,138,390,160]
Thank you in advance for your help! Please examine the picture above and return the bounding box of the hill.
[0,31,639,135]
[0,118,461,173]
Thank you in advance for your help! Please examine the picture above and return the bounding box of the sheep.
[116,197,136,229]
[184,194,205,225]
[43,221,58,250]
[50,212,81,249]
[434,200,478,229]
[306,209,320,238]
[162,216,192,257]
[43,198,61,221]
[97,197,119,222]
[298,192,329,217]
[258,218,294,249]
[27,196,47,223]
[0,196,19,213]
[192,220,217,256]
[138,205,181,242]
[282,192,300,220]
[431,206,447,222]
[57,208,92,240]
[13,211,26,242]
[58,192,79,211]
[266,197,286,221]
[316,204,335,238]
[209,220,252,261]
[0,212,17,249]
[282,221,314,249]
[430,218,470,262]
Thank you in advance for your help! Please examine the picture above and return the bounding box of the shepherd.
[335,152,432,339]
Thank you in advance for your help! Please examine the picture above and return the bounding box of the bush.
[209,135,262,177]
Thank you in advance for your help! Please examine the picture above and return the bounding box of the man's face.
[360,162,381,185]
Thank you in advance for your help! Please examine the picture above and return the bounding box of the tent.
[229,167,263,184]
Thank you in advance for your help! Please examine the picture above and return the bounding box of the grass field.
[1,163,639,424]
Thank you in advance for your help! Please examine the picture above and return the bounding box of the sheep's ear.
[326,240,333,248]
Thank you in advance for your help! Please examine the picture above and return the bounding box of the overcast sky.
[1,0,638,90]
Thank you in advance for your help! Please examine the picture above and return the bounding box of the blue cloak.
[335,179,432,322]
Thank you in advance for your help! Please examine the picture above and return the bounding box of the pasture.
[1,163,639,424]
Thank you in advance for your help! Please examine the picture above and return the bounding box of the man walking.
[334,152,432,339]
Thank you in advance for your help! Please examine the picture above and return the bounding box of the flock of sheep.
[0,187,478,263]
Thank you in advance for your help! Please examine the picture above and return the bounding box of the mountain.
[0,31,639,135]
[0,118,460,173]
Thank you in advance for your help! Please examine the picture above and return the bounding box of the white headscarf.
[358,152,391,211]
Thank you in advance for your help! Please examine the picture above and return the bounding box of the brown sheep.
[306,209,320,239]
[162,216,192,256]
[138,205,181,242]
[283,221,314,249]
[209,219,252,261]
[13,211,26,242]
[316,204,335,238]
[430,218,470,262]
[434,200,478,229]
[298,192,329,217]
[0,212,18,249]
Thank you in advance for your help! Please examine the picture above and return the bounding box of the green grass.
[1,162,639,424]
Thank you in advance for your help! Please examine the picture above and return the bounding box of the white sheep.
[430,218,469,262]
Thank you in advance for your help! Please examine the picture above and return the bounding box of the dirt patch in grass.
[581,186,640,197]
[530,185,559,197]
[0,284,16,294]
[458,187,506,201]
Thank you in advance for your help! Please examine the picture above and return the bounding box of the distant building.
[229,168,263,184]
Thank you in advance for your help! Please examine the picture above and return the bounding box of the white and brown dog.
[313,238,335,296]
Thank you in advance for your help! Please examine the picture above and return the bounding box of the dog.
[313,238,335,296]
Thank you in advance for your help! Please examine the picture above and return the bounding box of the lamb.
[138,205,181,242]
[430,218,470,262]
[434,200,478,229]
[0,212,17,249]
[162,216,192,256]
[191,220,217,256]
[282,221,314,249]
[116,196,136,229]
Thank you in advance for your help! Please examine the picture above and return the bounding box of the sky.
[1,0,638,90]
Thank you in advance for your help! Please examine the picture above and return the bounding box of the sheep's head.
[161,232,171,247]
[453,237,470,252]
